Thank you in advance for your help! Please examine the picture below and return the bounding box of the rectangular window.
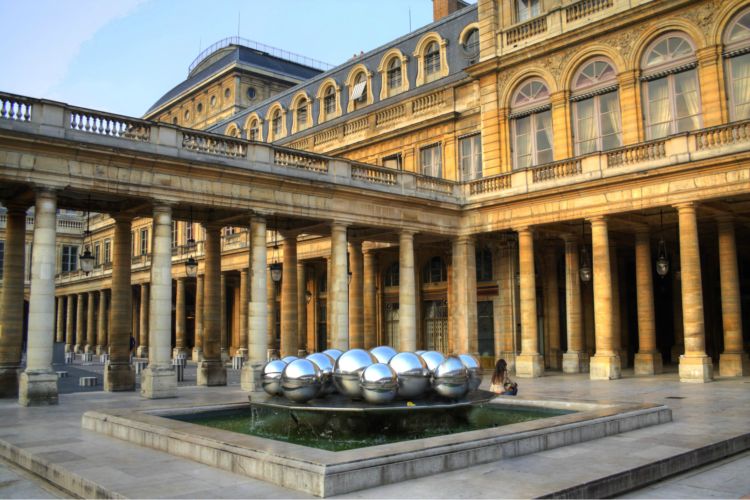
[104,239,111,264]
[516,0,540,22]
[0,241,4,280]
[140,227,148,256]
[385,303,399,349]
[185,223,193,244]
[382,153,402,170]
[62,245,78,272]
[477,301,495,358]
[420,143,442,178]
[94,243,101,266]
[131,231,135,256]
[459,134,482,181]
[172,221,178,248]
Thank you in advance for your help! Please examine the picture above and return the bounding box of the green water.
[172,404,574,452]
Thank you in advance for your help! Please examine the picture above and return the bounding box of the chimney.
[432,0,468,22]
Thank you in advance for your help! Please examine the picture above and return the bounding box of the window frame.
[459,133,483,181]
[62,244,78,272]
[515,0,541,23]
[139,227,149,256]
[382,153,403,170]
[510,78,553,169]
[570,59,622,155]
[420,143,443,178]
[724,7,750,122]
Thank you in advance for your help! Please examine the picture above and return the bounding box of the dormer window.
[351,73,367,103]
[272,110,282,137]
[324,86,336,115]
[425,42,441,77]
[296,101,308,131]
[387,58,402,90]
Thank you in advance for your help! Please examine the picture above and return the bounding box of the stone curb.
[0,437,126,500]
[539,432,750,499]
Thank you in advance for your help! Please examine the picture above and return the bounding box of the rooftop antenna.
[409,7,412,31]
[237,11,241,37]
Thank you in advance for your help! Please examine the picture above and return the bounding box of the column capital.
[2,201,30,214]
[716,214,735,224]
[514,225,534,235]
[112,213,134,223]
[673,201,697,211]
[202,221,224,231]
[400,229,417,237]
[348,240,363,250]
[330,221,350,230]
[587,215,608,225]
[561,233,580,244]
[151,202,174,213]
[454,234,475,244]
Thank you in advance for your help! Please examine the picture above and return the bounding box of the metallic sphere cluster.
[261,347,482,404]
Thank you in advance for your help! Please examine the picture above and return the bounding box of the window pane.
[646,78,672,138]
[514,116,532,169]
[598,91,622,151]
[575,98,597,155]
[673,70,700,132]
[731,54,750,120]
[535,110,553,164]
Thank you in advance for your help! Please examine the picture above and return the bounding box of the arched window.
[247,118,260,141]
[425,41,441,77]
[463,28,479,59]
[571,59,622,154]
[724,8,750,121]
[296,99,309,131]
[271,109,283,139]
[225,124,240,138]
[384,262,399,287]
[641,33,701,139]
[324,86,337,116]
[350,71,368,110]
[422,256,447,284]
[387,58,402,90]
[510,79,553,168]
[476,248,493,282]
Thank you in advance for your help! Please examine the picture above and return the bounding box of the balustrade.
[532,159,582,183]
[182,131,246,157]
[344,117,369,136]
[606,140,666,168]
[695,120,750,151]
[351,165,397,185]
[565,0,614,22]
[69,108,150,141]
[375,105,405,127]
[416,176,455,194]
[0,95,32,121]
[273,148,328,173]
[469,174,512,195]
[506,16,547,45]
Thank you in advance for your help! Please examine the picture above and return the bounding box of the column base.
[618,349,630,369]
[65,344,74,353]
[103,362,135,392]
[515,354,544,378]
[172,347,189,358]
[297,349,308,358]
[96,346,108,356]
[548,348,563,370]
[498,351,517,374]
[670,343,684,364]
[136,346,149,358]
[634,351,663,376]
[589,354,622,380]
[141,365,177,399]
[0,365,20,398]
[197,360,227,386]
[562,351,589,374]
[192,348,204,362]
[221,348,230,362]
[73,344,83,354]
[679,355,714,383]
[84,344,95,354]
[241,364,263,392]
[236,348,248,361]
[719,352,750,377]
[18,370,58,407]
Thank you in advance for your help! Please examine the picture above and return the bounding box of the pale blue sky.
[0,0,474,118]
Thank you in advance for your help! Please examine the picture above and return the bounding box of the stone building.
[1,0,749,406]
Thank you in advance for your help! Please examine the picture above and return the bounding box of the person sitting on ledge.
[489,359,518,396]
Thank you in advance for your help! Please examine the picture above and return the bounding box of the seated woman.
[489,359,518,396]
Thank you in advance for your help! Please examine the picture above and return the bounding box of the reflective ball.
[281,358,322,403]
[322,349,343,362]
[415,350,427,356]
[458,354,483,392]
[420,351,446,375]
[333,349,376,398]
[433,356,469,399]
[360,363,399,404]
[281,355,299,364]
[306,352,336,395]
[370,345,398,364]
[261,359,288,396]
[389,352,431,399]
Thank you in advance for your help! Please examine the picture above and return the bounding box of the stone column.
[515,227,543,377]
[717,217,749,376]
[267,268,277,354]
[330,223,350,351]
[363,250,377,349]
[280,235,298,357]
[563,237,587,373]
[85,291,96,353]
[496,242,516,364]
[399,230,417,352]
[297,262,307,355]
[0,204,26,397]
[589,216,621,380]
[136,284,149,358]
[193,274,204,361]
[238,269,249,359]
[220,273,229,361]
[452,235,478,355]
[97,290,108,355]
[65,295,75,353]
[609,244,626,367]
[198,224,227,386]
[75,293,85,354]
[142,204,177,398]
[671,271,685,362]
[634,230,662,375]
[675,203,713,382]
[55,296,65,344]
[242,216,268,391]
[174,278,187,357]
[104,215,135,392]
[349,242,364,349]
[19,190,58,406]
[543,246,562,369]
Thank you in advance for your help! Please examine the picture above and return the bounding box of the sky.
[0,0,473,118]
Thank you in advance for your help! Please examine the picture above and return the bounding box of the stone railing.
[532,158,582,183]
[344,117,369,136]
[506,16,547,45]
[375,104,406,127]
[69,108,150,142]
[273,148,329,173]
[416,176,455,194]
[694,120,750,151]
[565,0,614,22]
[288,137,311,150]
[351,164,398,186]
[0,94,32,122]
[0,213,83,233]
[313,127,338,146]
[607,140,666,168]
[412,90,446,114]
[221,230,249,251]
[469,174,513,195]
[182,130,246,157]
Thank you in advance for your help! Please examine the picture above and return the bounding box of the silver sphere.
[370,345,398,364]
[458,354,483,392]
[306,352,336,395]
[281,355,299,364]
[389,352,431,399]
[420,351,446,375]
[281,358,322,402]
[322,349,343,362]
[360,363,399,404]
[333,349,376,398]
[261,359,288,396]
[433,356,469,399]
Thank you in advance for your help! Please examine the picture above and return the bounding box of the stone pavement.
[0,369,748,498]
